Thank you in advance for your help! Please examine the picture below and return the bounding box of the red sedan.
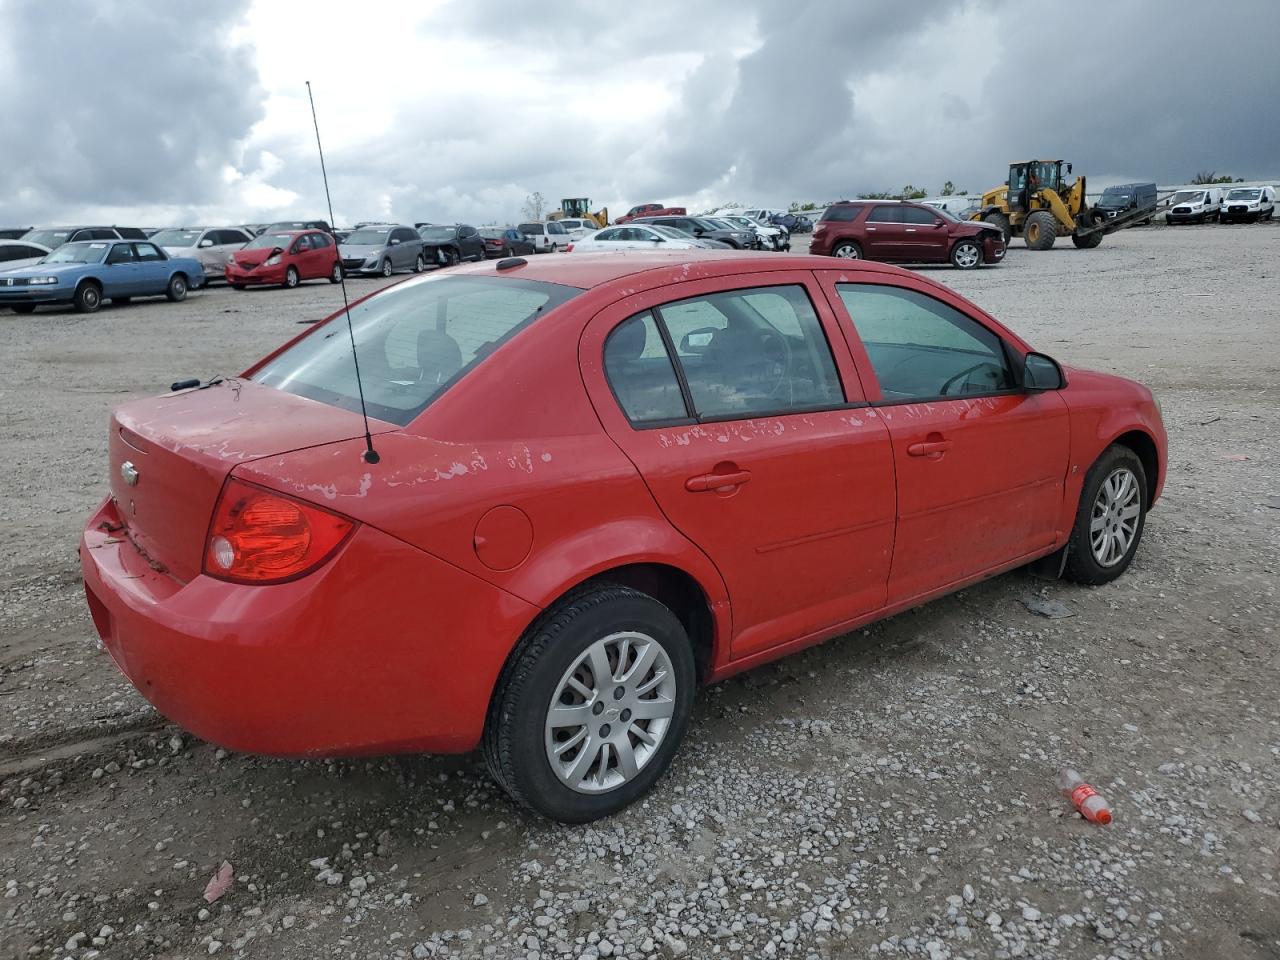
[225,229,341,289]
[81,252,1165,822]
[810,200,1006,269]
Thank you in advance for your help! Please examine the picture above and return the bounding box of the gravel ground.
[2,225,1278,960]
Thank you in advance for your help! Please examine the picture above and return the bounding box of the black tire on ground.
[1024,210,1058,250]
[443,247,458,266]
[381,259,393,278]
[831,240,862,259]
[111,297,132,305]
[1072,230,1103,249]
[165,274,188,302]
[472,246,485,262]
[74,282,102,313]
[950,238,982,269]
[414,255,425,273]
[283,266,299,289]
[983,211,1012,244]
[230,283,246,290]
[1063,444,1149,586]
[12,304,36,314]
[329,262,342,284]
[483,584,696,823]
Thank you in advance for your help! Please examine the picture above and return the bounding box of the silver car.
[151,227,252,281]
[338,224,426,277]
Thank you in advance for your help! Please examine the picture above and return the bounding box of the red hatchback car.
[810,200,1006,269]
[81,252,1165,822]
[225,229,341,289]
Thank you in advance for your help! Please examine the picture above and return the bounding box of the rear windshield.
[254,275,583,426]
[343,229,390,245]
[22,229,73,248]
[517,223,543,235]
[150,229,202,246]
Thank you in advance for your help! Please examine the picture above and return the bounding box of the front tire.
[1063,445,1148,585]
[1024,210,1058,250]
[483,585,695,823]
[831,240,862,259]
[329,262,342,284]
[380,258,393,278]
[74,282,102,313]
[282,266,299,289]
[413,254,425,273]
[165,274,188,302]
[950,239,982,269]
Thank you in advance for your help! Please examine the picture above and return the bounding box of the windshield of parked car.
[245,232,296,250]
[930,206,963,222]
[419,226,458,241]
[1171,191,1204,204]
[1099,190,1131,206]
[254,275,583,425]
[22,230,72,249]
[43,241,109,264]
[344,229,390,245]
[1227,189,1260,200]
[150,229,202,246]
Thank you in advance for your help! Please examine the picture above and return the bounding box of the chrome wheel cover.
[544,631,676,794]
[1090,467,1140,567]
[834,243,860,259]
[954,243,980,268]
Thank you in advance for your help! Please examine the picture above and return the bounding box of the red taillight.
[204,478,355,584]
[566,243,574,252]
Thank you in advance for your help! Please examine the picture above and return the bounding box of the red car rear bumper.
[80,496,538,757]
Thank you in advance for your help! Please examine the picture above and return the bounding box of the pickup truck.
[614,203,687,224]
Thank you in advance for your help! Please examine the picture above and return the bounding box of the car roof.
[0,238,50,248]
[443,249,918,291]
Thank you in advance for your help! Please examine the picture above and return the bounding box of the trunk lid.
[108,380,390,583]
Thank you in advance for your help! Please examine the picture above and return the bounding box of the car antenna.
[305,80,379,465]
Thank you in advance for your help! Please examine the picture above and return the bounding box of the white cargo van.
[1165,188,1224,225]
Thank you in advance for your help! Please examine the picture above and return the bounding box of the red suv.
[810,201,1005,269]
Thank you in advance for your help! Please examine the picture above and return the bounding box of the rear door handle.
[685,469,752,492]
[907,439,953,457]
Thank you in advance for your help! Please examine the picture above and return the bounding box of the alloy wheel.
[543,631,676,794]
[1090,467,1141,567]
[834,243,860,259]
[953,243,980,268]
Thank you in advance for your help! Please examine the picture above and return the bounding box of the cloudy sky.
[1,0,1277,229]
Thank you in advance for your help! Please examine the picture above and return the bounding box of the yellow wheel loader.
[971,160,1121,250]
[548,198,609,228]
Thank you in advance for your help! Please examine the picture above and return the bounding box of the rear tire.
[1063,445,1148,586]
[483,585,695,823]
[283,266,299,289]
[831,240,862,259]
[165,274,188,302]
[950,239,982,269]
[983,211,1012,244]
[74,282,102,313]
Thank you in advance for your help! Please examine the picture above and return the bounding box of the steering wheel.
[757,330,792,399]
[938,361,1002,397]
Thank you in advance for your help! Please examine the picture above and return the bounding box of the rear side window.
[822,205,861,222]
[255,276,582,425]
[603,312,689,425]
[602,285,846,425]
[837,284,1014,402]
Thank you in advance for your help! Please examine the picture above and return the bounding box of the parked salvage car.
[1219,186,1276,223]
[0,239,52,271]
[1096,182,1157,224]
[633,215,754,249]
[1165,188,1224,224]
[517,220,572,253]
[567,224,708,252]
[78,250,1165,822]
[150,227,252,281]
[0,239,202,313]
[225,230,341,289]
[480,228,536,258]
[0,227,33,240]
[810,200,1005,269]
[260,220,333,235]
[339,224,426,277]
[21,225,148,250]
[418,224,486,265]
[615,203,687,224]
[717,214,790,251]
[555,219,598,240]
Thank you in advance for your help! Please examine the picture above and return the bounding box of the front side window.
[135,242,164,262]
[868,206,901,224]
[901,207,939,225]
[837,284,1014,402]
[254,275,582,426]
[594,228,621,241]
[292,236,312,253]
[106,243,135,264]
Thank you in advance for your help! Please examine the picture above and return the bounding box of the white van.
[1219,185,1276,224]
[1165,187,1224,225]
[517,220,572,252]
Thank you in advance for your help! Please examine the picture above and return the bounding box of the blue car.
[0,238,204,314]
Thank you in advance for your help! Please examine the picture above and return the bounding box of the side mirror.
[1022,352,1065,391]
[198,238,214,248]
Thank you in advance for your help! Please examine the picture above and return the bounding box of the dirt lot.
[2,225,1278,960]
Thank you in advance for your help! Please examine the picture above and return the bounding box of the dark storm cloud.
[0,0,262,225]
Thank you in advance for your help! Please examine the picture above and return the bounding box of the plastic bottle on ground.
[1057,768,1112,825]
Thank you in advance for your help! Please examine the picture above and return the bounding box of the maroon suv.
[810,201,1005,269]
